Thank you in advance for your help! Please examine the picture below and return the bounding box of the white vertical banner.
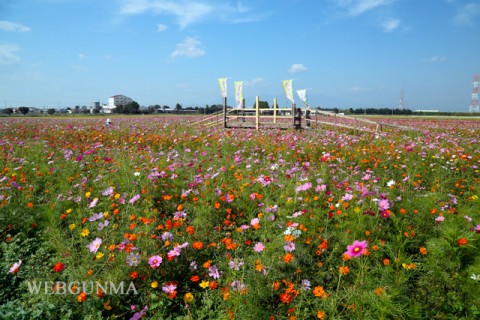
[296,89,308,106]
[218,78,227,98]
[282,79,294,104]
[235,81,244,109]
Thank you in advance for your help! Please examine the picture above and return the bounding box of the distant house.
[102,95,133,113]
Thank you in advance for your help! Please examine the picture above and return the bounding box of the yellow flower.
[151,281,158,289]
[114,193,120,199]
[354,207,361,214]
[96,252,104,259]
[66,208,73,213]
[103,300,112,311]
[184,292,194,303]
[103,212,110,218]
[80,229,90,237]
[85,192,91,198]
[69,224,76,230]
[199,280,210,289]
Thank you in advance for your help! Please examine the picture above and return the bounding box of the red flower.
[53,262,65,273]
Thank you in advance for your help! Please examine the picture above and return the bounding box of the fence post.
[255,96,260,130]
[273,98,277,124]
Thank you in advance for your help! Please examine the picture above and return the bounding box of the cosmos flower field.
[1,116,480,319]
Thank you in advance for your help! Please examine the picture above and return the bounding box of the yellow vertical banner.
[218,78,227,98]
[282,79,294,104]
[235,81,243,109]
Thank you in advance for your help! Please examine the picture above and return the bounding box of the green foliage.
[1,117,479,319]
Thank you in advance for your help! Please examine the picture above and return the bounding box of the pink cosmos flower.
[9,260,22,273]
[148,255,162,268]
[474,225,480,233]
[253,242,265,253]
[87,238,102,253]
[378,199,390,211]
[250,218,260,226]
[344,240,368,258]
[435,216,445,223]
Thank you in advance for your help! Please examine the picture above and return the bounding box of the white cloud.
[245,77,266,87]
[425,56,447,62]
[335,0,392,16]
[170,36,205,58]
[381,18,400,32]
[119,0,260,29]
[0,44,20,64]
[78,53,88,59]
[0,20,31,32]
[452,3,480,26]
[289,63,307,74]
[157,23,168,32]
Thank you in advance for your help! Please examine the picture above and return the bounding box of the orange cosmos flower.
[457,238,468,247]
[419,247,427,255]
[338,265,350,275]
[279,292,293,304]
[283,253,294,264]
[317,310,326,319]
[193,241,203,250]
[77,292,87,303]
[374,287,384,296]
[313,286,326,298]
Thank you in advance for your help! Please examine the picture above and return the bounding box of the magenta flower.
[87,238,102,253]
[344,240,368,258]
[253,242,265,253]
[473,225,480,233]
[148,255,162,268]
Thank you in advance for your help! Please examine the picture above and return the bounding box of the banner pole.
[223,97,227,128]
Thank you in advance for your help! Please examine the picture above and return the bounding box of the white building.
[102,95,133,113]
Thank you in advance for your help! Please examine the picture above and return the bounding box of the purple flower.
[126,252,141,267]
[102,187,114,196]
[162,283,177,295]
[148,255,162,268]
[253,242,265,253]
[129,194,141,205]
[208,265,221,279]
[474,225,480,233]
[130,305,148,320]
[98,220,109,230]
[88,212,103,222]
[301,279,311,290]
[344,240,368,258]
[87,238,102,253]
[283,242,296,252]
[228,259,244,270]
[88,198,99,208]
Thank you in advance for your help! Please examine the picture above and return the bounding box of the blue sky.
[1,0,479,111]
